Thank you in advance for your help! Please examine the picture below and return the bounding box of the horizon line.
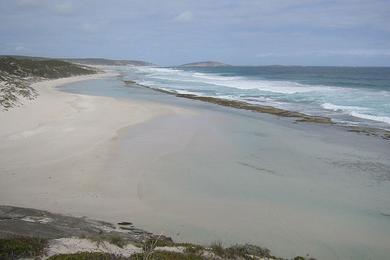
[1,53,390,68]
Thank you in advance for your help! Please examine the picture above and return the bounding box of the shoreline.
[1,71,390,259]
[124,80,390,140]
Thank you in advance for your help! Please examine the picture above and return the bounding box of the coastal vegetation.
[0,237,47,259]
[0,236,316,260]
[0,56,96,109]
[0,206,315,260]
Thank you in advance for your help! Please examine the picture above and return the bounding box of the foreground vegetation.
[0,237,47,259]
[0,56,96,109]
[0,236,316,260]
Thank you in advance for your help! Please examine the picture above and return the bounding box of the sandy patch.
[45,238,141,258]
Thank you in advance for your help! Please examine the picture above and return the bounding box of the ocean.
[123,66,390,130]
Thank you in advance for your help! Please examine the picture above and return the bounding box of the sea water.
[123,66,390,130]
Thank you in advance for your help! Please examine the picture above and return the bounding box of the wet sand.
[1,74,389,259]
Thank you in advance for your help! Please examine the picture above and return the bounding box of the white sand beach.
[0,73,189,219]
[0,73,389,259]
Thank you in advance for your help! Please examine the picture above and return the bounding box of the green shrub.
[209,241,224,256]
[0,237,47,259]
[131,251,203,260]
[142,238,174,252]
[48,252,119,260]
[87,235,128,248]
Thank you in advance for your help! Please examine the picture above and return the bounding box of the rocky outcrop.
[0,205,171,244]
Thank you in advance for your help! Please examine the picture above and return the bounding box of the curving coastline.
[123,80,390,140]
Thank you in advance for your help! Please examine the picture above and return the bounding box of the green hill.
[0,56,96,78]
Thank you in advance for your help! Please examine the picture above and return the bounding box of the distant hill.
[64,58,155,66]
[179,61,231,67]
[0,56,156,66]
[0,56,96,109]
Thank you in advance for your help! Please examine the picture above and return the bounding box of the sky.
[1,0,390,66]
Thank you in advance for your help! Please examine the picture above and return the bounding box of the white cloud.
[14,45,27,51]
[52,2,74,15]
[16,0,46,7]
[320,49,390,57]
[1,42,30,54]
[16,0,75,15]
[80,23,98,33]
[173,11,193,22]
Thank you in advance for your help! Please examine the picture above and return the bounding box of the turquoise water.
[60,74,390,260]
[123,66,390,130]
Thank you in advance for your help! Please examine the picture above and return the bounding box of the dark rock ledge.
[0,205,171,244]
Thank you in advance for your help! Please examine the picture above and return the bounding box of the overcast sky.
[1,0,390,66]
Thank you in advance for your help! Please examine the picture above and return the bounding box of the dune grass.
[0,237,47,260]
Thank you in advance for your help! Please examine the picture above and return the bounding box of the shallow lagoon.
[61,75,390,259]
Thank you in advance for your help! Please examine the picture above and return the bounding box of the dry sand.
[0,73,189,217]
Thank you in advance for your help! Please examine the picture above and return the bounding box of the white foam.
[192,73,316,96]
[350,112,390,124]
[174,89,203,95]
[192,72,237,81]
[191,70,320,94]
[321,103,367,112]
[221,79,327,94]
[136,67,183,74]
[128,66,390,127]
[135,66,338,94]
